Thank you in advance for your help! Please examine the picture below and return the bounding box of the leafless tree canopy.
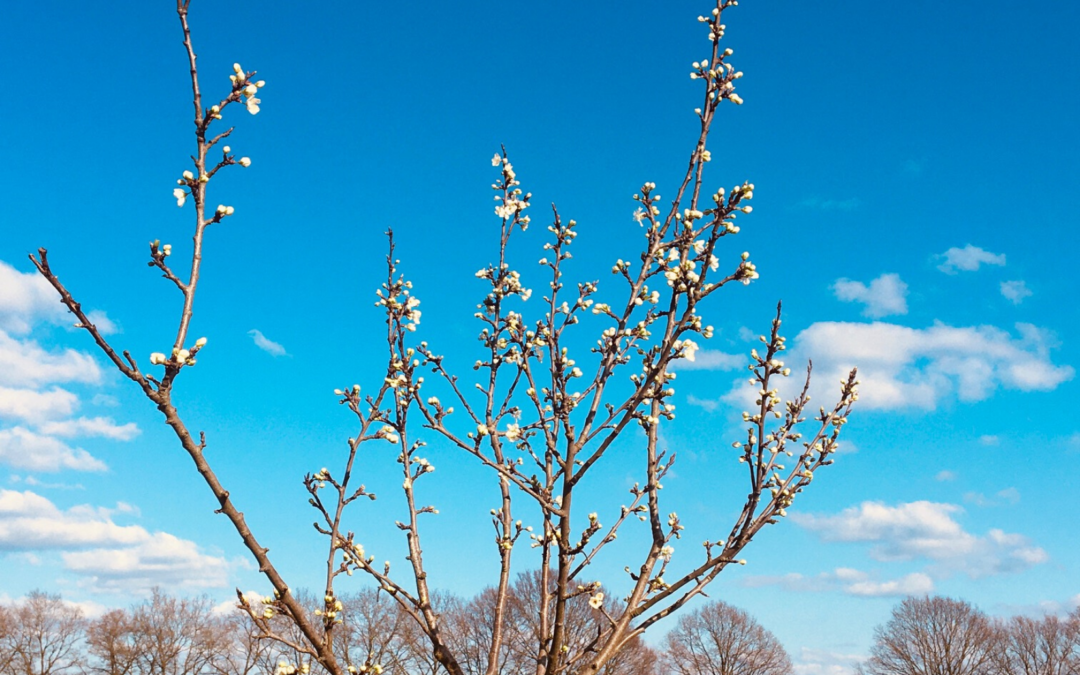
[27,0,859,673]
[859,596,997,675]
[990,610,1080,675]
[0,591,86,675]
[662,600,792,675]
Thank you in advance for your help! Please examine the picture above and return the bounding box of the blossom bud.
[238,157,251,167]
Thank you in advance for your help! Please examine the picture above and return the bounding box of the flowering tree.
[29,1,858,674]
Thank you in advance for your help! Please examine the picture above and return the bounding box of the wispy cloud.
[1000,280,1032,305]
[832,273,908,318]
[38,416,140,441]
[935,470,957,482]
[964,487,1021,507]
[248,329,287,356]
[793,648,865,675]
[793,500,1047,578]
[936,244,1006,274]
[744,567,934,598]
[798,196,860,211]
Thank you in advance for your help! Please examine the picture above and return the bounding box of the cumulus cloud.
[247,329,287,356]
[0,262,67,334]
[0,261,116,336]
[793,500,1047,578]
[936,244,1006,274]
[0,489,143,549]
[782,321,1073,411]
[1001,280,1032,305]
[0,427,107,472]
[669,349,743,371]
[0,330,102,388]
[63,532,230,594]
[744,567,933,597]
[0,386,79,424]
[0,489,230,594]
[832,274,909,318]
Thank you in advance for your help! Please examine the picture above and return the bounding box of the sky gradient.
[2,1,1078,672]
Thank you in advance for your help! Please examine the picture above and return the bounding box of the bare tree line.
[0,586,792,675]
[860,596,1080,675]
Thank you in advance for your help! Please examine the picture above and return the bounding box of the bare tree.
[859,596,996,675]
[0,603,14,675]
[29,0,858,674]
[662,601,791,675]
[0,591,85,675]
[210,611,277,675]
[85,610,141,675]
[991,612,1080,675]
[129,590,226,675]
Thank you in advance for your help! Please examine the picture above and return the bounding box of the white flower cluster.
[491,153,531,226]
[229,63,265,115]
[149,337,206,368]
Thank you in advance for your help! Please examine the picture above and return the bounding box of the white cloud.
[793,648,865,675]
[0,489,230,594]
[744,567,933,597]
[0,427,107,472]
[248,329,287,356]
[38,416,140,441]
[935,470,957,482]
[85,310,118,336]
[979,435,999,446]
[669,349,743,371]
[798,196,860,211]
[1001,280,1032,305]
[62,532,230,594]
[0,261,116,336]
[0,386,79,424]
[0,330,102,388]
[685,394,721,412]
[783,321,1073,411]
[832,274,908,318]
[936,244,1006,274]
[0,262,67,334]
[844,572,934,597]
[793,500,1047,577]
[964,487,1021,507]
[0,489,143,549]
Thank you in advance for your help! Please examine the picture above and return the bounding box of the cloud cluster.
[792,500,1047,578]
[832,273,909,318]
[786,321,1072,410]
[0,488,229,593]
[936,244,1006,274]
[1001,280,1033,305]
[0,259,138,475]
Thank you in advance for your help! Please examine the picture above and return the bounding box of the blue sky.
[2,0,1078,672]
